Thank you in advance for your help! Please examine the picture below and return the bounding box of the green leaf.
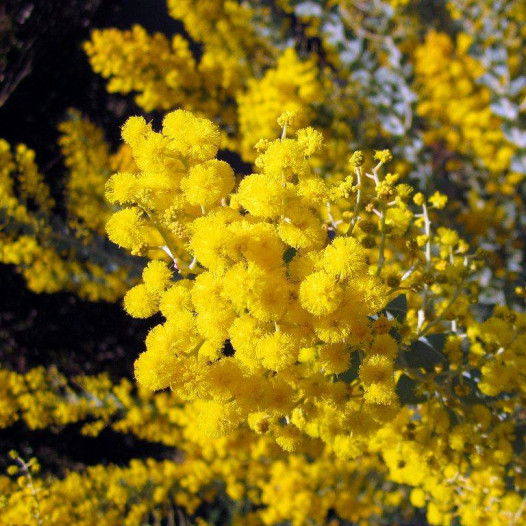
[425,334,448,350]
[396,374,426,405]
[385,294,407,323]
[283,247,297,263]
[404,334,448,371]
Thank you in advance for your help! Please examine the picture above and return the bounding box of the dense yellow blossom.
[3,2,526,525]
[104,108,486,466]
[414,31,517,186]
[237,48,322,160]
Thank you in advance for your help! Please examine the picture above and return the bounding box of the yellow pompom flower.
[296,127,323,156]
[121,116,151,148]
[368,334,398,360]
[297,177,329,206]
[275,425,302,452]
[134,346,180,391]
[359,355,396,405]
[189,209,239,271]
[142,260,173,295]
[227,221,284,269]
[332,434,362,460]
[106,207,145,249]
[318,344,351,375]
[228,314,268,371]
[363,382,397,405]
[124,284,158,318]
[181,159,235,207]
[159,282,193,318]
[236,173,288,218]
[299,271,343,316]
[105,172,138,205]
[322,237,367,279]
[197,400,242,437]
[277,209,326,250]
[256,332,298,371]
[359,354,393,385]
[288,251,319,282]
[162,110,221,162]
[429,191,448,209]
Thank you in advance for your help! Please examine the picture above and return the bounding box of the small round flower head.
[142,260,173,295]
[228,221,284,269]
[124,284,158,318]
[254,138,269,152]
[365,400,400,422]
[162,110,220,161]
[105,172,138,205]
[296,127,323,156]
[133,132,173,173]
[333,434,362,460]
[369,334,398,360]
[288,251,320,282]
[134,346,180,391]
[297,177,329,206]
[299,271,343,316]
[277,110,297,128]
[106,207,144,249]
[359,354,393,385]
[275,424,302,452]
[121,116,151,148]
[229,315,268,371]
[236,173,288,218]
[374,149,393,164]
[181,159,235,207]
[318,344,350,375]
[429,191,448,209]
[413,192,425,206]
[197,400,242,437]
[313,311,352,343]
[256,331,298,371]
[160,281,193,318]
[248,275,290,322]
[278,209,326,250]
[321,237,367,279]
[189,209,239,271]
[363,382,397,405]
[349,150,365,168]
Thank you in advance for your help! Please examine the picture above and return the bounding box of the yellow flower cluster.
[58,110,136,237]
[107,110,403,453]
[236,48,322,160]
[82,0,526,296]
[0,456,216,526]
[85,1,273,129]
[0,124,132,300]
[4,315,526,526]
[167,0,265,96]
[0,366,409,525]
[105,109,479,464]
[414,31,522,193]
[85,26,201,113]
[3,2,526,525]
[366,310,526,525]
[0,366,187,445]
